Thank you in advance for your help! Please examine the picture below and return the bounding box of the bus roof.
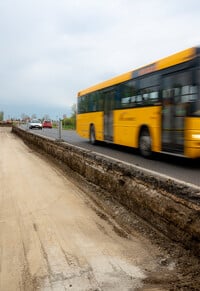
[78,47,198,96]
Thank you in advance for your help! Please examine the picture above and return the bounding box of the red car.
[42,120,52,128]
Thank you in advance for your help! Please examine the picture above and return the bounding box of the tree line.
[0,104,77,129]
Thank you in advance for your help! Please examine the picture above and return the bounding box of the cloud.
[0,0,200,119]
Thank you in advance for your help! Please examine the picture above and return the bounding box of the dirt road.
[0,127,194,290]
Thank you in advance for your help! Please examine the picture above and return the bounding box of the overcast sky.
[0,0,200,119]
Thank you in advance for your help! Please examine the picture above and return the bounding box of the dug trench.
[12,126,200,289]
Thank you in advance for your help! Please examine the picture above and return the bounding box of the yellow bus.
[76,47,200,158]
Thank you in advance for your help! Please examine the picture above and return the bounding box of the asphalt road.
[23,126,200,187]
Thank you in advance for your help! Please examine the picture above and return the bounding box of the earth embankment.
[12,126,200,258]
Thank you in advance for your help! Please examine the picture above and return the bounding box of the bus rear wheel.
[89,125,96,145]
[139,129,152,158]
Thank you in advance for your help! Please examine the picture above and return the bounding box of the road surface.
[23,126,200,187]
[0,127,198,290]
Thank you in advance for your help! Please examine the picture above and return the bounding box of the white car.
[28,119,42,129]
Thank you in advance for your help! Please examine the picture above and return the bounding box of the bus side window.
[136,95,142,105]
[92,93,97,111]
[142,92,149,104]
[88,94,94,112]
[98,91,104,111]
[189,86,198,101]
[121,97,131,107]
[181,86,190,103]
[149,91,159,104]
[131,96,136,106]
[190,85,197,94]
[79,96,88,113]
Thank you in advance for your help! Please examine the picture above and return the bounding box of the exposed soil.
[1,127,200,290]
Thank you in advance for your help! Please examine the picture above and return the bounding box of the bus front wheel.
[139,129,152,158]
[89,125,96,145]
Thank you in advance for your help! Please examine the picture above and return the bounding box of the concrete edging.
[12,126,200,256]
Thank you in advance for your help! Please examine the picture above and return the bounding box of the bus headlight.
[192,134,200,139]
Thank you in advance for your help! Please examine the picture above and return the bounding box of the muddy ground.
[0,127,200,290]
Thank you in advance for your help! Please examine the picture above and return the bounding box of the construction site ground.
[0,127,199,291]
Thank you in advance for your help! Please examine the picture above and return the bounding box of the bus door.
[104,89,115,141]
[161,72,190,153]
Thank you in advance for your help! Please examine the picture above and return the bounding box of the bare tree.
[21,113,30,122]
[42,114,51,121]
[71,103,76,118]
[31,114,37,119]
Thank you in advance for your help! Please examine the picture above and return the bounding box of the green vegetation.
[62,103,76,130]
[2,104,77,130]
[0,111,4,121]
[51,104,76,130]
